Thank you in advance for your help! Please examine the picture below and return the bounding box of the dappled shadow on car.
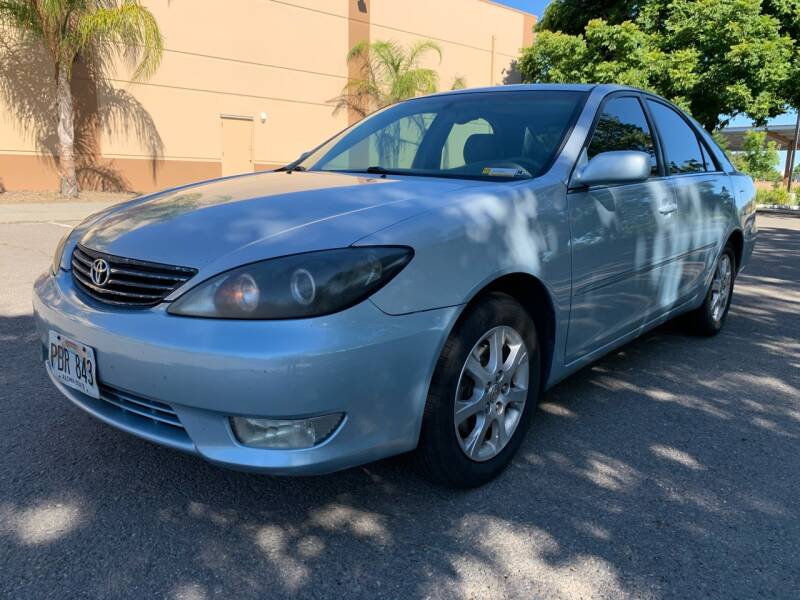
[1,215,798,599]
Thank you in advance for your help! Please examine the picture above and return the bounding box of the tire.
[415,292,541,488]
[688,242,736,337]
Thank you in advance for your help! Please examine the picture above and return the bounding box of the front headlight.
[168,246,413,319]
[51,227,74,275]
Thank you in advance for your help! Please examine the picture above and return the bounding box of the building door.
[220,115,254,176]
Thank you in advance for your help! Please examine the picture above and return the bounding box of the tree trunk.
[56,67,78,197]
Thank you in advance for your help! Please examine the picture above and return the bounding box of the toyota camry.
[33,84,757,487]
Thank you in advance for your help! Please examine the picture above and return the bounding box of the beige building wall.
[371,0,533,88]
[0,0,535,193]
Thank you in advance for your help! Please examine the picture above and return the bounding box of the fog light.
[230,413,344,449]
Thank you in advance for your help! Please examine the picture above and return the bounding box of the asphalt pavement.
[1,205,798,599]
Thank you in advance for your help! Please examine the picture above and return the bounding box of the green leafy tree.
[0,0,163,197]
[640,0,793,129]
[761,0,800,111]
[537,0,637,35]
[588,115,654,158]
[712,129,731,152]
[734,129,781,180]
[762,1,800,187]
[332,39,441,119]
[519,20,678,92]
[523,0,794,131]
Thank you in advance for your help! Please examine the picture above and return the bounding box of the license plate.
[47,331,99,399]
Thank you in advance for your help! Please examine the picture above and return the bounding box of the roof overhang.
[719,125,797,151]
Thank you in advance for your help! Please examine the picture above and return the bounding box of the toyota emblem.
[90,258,111,287]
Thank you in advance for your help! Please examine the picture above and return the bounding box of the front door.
[566,95,675,362]
[221,115,254,176]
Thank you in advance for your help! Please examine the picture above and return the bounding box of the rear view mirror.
[575,150,651,187]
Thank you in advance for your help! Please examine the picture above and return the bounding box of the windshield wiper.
[276,164,306,173]
[365,166,391,177]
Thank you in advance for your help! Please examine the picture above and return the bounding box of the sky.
[494,0,550,18]
[729,112,797,128]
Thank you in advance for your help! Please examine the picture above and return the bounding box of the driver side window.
[588,97,658,175]
[441,118,493,169]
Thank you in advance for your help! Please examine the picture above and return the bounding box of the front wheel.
[415,292,540,488]
[689,243,736,336]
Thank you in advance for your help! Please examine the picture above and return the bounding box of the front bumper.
[33,270,458,475]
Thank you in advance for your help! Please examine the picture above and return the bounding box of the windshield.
[296,90,588,181]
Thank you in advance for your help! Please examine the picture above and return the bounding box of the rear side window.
[647,101,707,174]
[702,131,734,172]
[699,143,715,171]
[588,97,657,175]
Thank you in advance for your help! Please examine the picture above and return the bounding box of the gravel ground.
[0,211,798,599]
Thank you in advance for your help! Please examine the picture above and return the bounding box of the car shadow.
[1,214,798,599]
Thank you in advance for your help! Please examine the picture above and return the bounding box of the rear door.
[566,94,676,362]
[644,100,734,306]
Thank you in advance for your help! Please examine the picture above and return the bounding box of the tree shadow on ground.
[1,215,798,599]
[0,36,163,192]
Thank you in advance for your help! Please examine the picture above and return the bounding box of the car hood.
[80,171,484,270]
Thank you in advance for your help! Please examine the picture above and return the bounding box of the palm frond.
[329,92,369,118]
[74,0,163,80]
[451,75,467,90]
[335,38,447,117]
[0,0,43,36]
[332,74,382,115]
[370,40,403,84]
[346,38,371,63]
[398,67,438,98]
[406,39,441,69]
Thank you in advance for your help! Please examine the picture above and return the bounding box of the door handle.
[658,203,678,215]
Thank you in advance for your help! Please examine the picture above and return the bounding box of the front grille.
[71,244,197,307]
[99,383,185,430]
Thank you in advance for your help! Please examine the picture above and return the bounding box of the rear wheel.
[415,292,540,488]
[689,243,736,336]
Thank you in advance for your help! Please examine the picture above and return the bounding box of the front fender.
[356,176,571,320]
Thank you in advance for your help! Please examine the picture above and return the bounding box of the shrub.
[755,187,798,206]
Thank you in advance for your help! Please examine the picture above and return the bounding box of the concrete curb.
[0,202,114,225]
[757,204,800,215]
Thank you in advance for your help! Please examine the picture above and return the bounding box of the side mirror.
[575,150,651,187]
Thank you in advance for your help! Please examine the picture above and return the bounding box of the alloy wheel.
[710,254,733,323]
[453,325,529,462]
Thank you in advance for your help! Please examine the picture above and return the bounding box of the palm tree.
[450,75,468,90]
[0,0,163,197]
[332,39,442,119]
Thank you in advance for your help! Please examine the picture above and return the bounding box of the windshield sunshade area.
[297,90,588,181]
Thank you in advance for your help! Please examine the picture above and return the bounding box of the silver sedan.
[34,84,757,487]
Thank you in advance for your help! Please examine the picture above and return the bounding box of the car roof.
[418,83,640,100]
